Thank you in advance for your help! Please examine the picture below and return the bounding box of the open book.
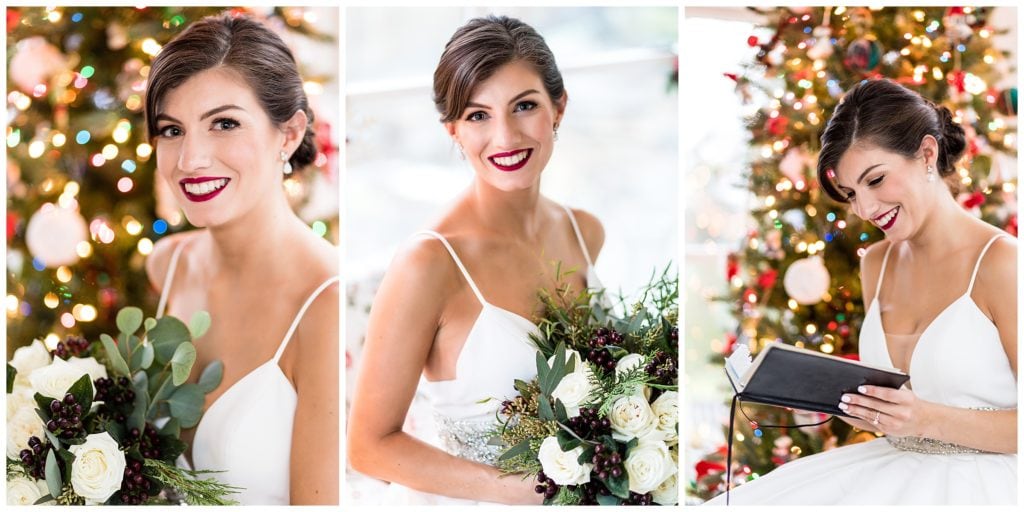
[725,342,910,416]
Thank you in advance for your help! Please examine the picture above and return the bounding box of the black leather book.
[725,343,910,416]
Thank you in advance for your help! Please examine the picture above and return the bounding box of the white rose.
[68,432,126,504]
[608,395,657,442]
[7,407,46,459]
[7,475,51,505]
[624,436,676,494]
[615,353,646,375]
[650,391,678,444]
[67,356,108,383]
[28,357,95,400]
[8,382,37,419]
[548,350,595,418]
[537,436,592,486]
[10,339,52,383]
[650,471,678,505]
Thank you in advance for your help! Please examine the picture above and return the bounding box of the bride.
[347,15,604,505]
[707,78,1016,505]
[143,14,339,505]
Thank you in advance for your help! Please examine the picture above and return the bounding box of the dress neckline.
[870,234,1007,372]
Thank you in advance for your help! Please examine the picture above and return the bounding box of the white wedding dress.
[157,241,340,505]
[706,234,1016,505]
[384,205,602,505]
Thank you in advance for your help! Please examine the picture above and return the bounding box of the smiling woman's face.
[154,67,286,228]
[446,60,566,193]
[832,139,938,242]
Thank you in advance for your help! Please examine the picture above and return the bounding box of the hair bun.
[934,104,966,176]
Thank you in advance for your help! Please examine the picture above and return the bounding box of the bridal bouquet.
[493,267,678,505]
[6,307,238,505]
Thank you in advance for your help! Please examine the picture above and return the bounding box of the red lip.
[487,149,532,172]
[873,206,899,231]
[179,177,230,203]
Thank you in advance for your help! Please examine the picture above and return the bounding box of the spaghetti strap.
[874,242,895,299]
[561,204,593,268]
[967,234,1009,295]
[156,240,188,319]
[416,230,486,305]
[272,275,341,363]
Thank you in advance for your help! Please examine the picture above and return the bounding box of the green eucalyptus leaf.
[170,342,197,386]
[116,307,143,335]
[555,429,581,451]
[143,317,157,332]
[596,494,622,505]
[100,334,130,377]
[44,449,62,499]
[554,398,569,423]
[198,360,224,394]
[159,418,181,438]
[497,439,532,462]
[167,383,203,428]
[189,311,211,339]
[149,317,192,365]
[128,376,149,432]
[538,395,555,421]
[606,469,630,499]
[44,430,61,451]
[131,342,154,371]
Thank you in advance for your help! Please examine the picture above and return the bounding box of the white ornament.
[806,26,834,61]
[10,37,68,93]
[783,256,831,305]
[25,205,88,268]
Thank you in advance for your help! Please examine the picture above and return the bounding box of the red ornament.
[7,9,20,30]
[757,268,778,290]
[961,191,986,209]
[726,253,739,281]
[947,70,967,94]
[7,212,18,242]
[747,35,759,47]
[695,459,726,480]
[765,116,789,136]
[723,72,740,83]
[827,321,839,331]
[1004,214,1017,236]
[840,353,860,361]
[838,325,850,337]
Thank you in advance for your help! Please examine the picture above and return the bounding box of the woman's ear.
[281,109,309,156]
[444,121,459,146]
[918,134,939,168]
[554,91,568,127]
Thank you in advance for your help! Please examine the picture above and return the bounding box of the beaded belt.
[886,436,991,454]
[886,406,1007,455]
[434,414,501,465]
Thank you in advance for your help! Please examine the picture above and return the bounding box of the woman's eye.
[212,118,240,131]
[867,175,884,187]
[158,126,182,138]
[465,111,487,122]
[514,101,537,113]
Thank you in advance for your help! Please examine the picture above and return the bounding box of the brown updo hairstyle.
[145,13,317,172]
[817,79,967,202]
[433,15,565,123]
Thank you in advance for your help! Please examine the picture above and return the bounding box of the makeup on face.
[180,176,231,202]
[487,148,532,172]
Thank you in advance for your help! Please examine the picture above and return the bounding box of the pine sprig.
[143,459,241,506]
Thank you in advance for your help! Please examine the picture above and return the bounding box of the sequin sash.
[434,413,501,465]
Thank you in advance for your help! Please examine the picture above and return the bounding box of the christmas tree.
[693,6,1017,501]
[6,7,338,355]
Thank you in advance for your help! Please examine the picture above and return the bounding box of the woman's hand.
[838,385,934,437]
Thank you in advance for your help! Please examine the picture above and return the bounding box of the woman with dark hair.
[347,15,603,504]
[144,13,339,505]
[706,79,1016,505]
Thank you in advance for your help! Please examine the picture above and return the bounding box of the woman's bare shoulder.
[145,231,203,293]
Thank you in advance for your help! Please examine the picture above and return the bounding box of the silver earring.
[926,165,937,183]
[457,143,465,160]
[280,151,292,175]
[553,129,559,142]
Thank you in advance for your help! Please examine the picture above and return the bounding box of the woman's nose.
[177,132,212,173]
[492,114,522,148]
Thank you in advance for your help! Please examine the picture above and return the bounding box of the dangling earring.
[280,151,292,175]
[553,124,559,142]
[457,143,465,160]
[926,165,937,183]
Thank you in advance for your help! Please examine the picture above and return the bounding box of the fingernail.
[838,402,848,410]
[841,395,851,403]
[857,386,867,393]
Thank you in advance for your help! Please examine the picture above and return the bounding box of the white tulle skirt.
[704,438,1017,506]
